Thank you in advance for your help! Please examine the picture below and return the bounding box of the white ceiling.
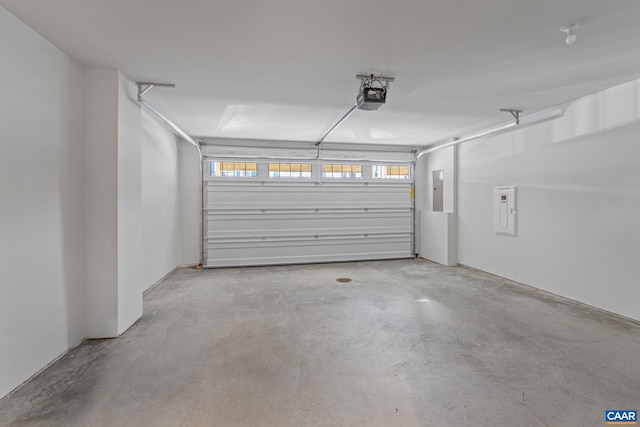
[3,0,640,147]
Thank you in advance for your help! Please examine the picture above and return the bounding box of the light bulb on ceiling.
[560,21,580,45]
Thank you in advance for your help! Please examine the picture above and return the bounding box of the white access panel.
[203,159,414,268]
[494,186,517,236]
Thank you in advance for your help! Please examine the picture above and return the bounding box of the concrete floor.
[1,259,638,427]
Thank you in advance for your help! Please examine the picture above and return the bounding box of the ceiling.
[3,0,640,148]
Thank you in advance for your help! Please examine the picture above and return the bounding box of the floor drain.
[336,277,352,283]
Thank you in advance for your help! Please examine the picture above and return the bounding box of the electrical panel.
[494,186,517,236]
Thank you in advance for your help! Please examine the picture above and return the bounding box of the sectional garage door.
[202,158,414,268]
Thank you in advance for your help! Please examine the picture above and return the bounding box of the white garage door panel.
[206,211,411,238]
[205,183,411,207]
[205,235,412,267]
[203,160,414,268]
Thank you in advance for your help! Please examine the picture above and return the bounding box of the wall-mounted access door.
[432,170,444,212]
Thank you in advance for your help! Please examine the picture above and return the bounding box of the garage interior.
[1,1,639,426]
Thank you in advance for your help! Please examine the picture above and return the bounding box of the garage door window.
[210,161,258,177]
[268,163,312,178]
[322,164,363,178]
[372,165,410,179]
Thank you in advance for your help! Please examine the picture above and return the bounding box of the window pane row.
[211,162,258,177]
[321,164,362,178]
[372,165,410,180]
[209,162,410,179]
[269,163,312,178]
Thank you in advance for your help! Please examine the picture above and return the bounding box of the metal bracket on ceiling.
[136,82,176,102]
[499,108,523,125]
[356,74,395,89]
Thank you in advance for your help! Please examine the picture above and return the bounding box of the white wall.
[115,74,186,330]
[84,72,184,337]
[83,68,119,338]
[1,5,188,397]
[0,6,85,398]
[141,107,181,288]
[116,75,143,333]
[456,80,640,321]
[180,143,203,266]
